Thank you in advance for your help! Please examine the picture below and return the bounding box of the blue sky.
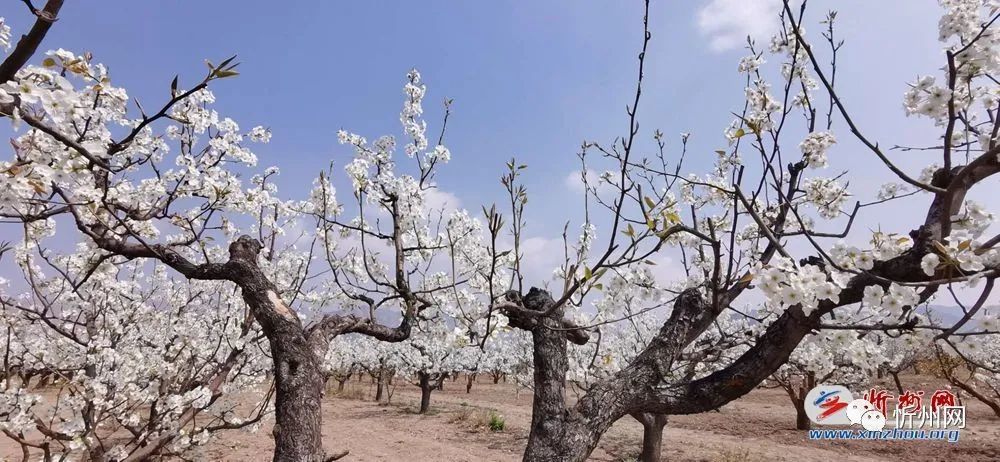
[3,0,995,302]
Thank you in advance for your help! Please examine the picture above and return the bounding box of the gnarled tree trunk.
[114,236,418,461]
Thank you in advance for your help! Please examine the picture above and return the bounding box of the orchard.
[0,1,999,461]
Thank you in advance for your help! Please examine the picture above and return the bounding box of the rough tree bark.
[500,237,955,462]
[500,289,593,461]
[83,235,417,461]
[212,238,328,461]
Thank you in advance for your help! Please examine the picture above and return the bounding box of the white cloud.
[564,169,613,195]
[503,235,565,288]
[564,169,590,194]
[424,187,462,216]
[644,254,688,286]
[696,0,782,52]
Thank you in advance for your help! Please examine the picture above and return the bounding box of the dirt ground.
[4,375,1000,461]
[195,375,1000,462]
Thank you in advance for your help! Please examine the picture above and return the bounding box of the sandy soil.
[5,375,1000,461]
[195,375,1000,462]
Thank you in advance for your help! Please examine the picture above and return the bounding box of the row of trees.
[1,0,999,461]
[4,264,996,461]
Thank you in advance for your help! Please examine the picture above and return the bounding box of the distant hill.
[919,304,998,328]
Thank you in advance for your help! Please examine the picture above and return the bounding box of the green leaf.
[733,128,746,139]
[217,55,237,70]
[644,196,656,210]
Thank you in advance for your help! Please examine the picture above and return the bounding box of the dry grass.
[328,384,369,401]
[712,448,764,462]
[448,404,505,432]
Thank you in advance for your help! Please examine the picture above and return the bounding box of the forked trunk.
[518,292,610,461]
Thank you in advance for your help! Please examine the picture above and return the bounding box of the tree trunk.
[493,373,501,384]
[948,378,1000,417]
[504,284,815,462]
[258,306,325,462]
[521,295,575,460]
[375,368,385,403]
[337,379,347,393]
[466,373,475,394]
[226,238,329,461]
[418,372,433,414]
[633,413,668,462]
[503,288,610,462]
[890,371,904,395]
[794,397,811,430]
